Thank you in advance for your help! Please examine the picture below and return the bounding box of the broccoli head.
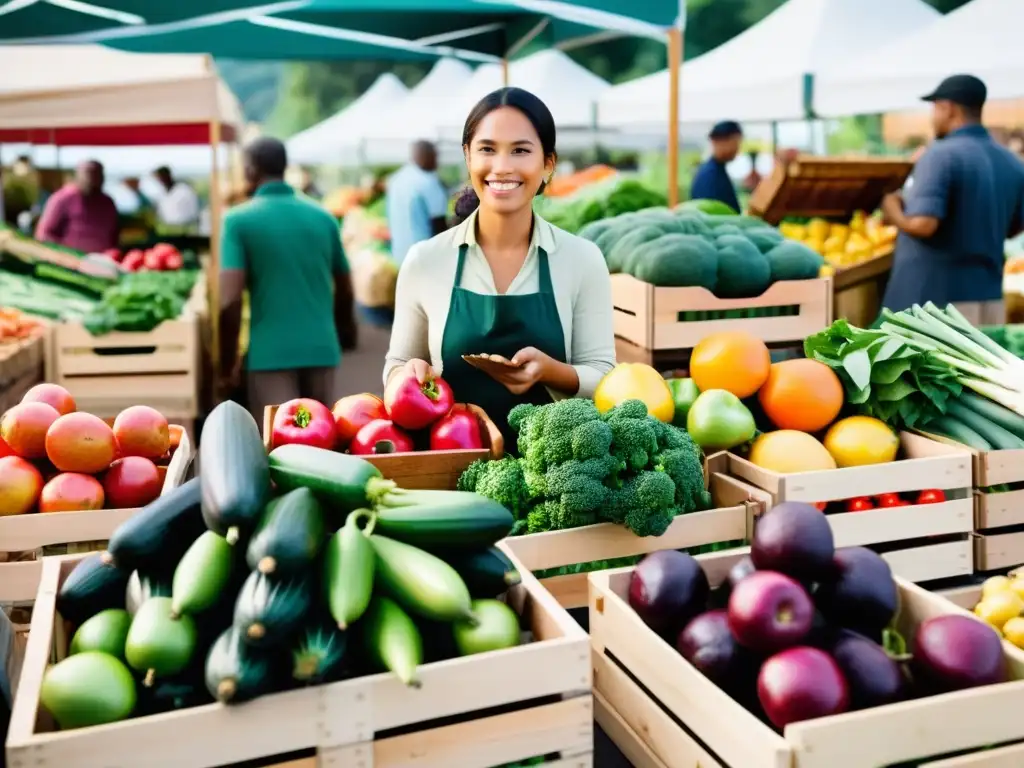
[473,457,531,518]
[526,502,554,534]
[570,419,614,461]
[515,398,603,473]
[457,459,488,492]
[651,418,701,454]
[507,403,537,435]
[545,459,611,513]
[603,400,660,471]
[622,471,678,537]
[655,448,712,513]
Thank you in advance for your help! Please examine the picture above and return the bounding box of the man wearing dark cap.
[690,121,743,213]
[219,137,356,421]
[881,74,1024,323]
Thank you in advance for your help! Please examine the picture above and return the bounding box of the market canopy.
[0,44,242,144]
[815,0,1024,116]
[596,0,940,127]
[370,58,475,145]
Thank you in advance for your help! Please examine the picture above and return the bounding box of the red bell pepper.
[332,393,388,448]
[430,407,483,451]
[350,419,415,455]
[384,372,454,430]
[271,398,336,450]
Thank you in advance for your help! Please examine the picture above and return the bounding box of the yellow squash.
[594,363,674,423]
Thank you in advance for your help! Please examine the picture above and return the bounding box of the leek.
[960,378,1024,416]
[927,302,1024,373]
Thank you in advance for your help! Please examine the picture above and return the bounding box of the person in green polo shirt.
[219,137,356,421]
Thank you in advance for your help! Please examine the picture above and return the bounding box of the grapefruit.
[39,473,105,513]
[748,431,837,474]
[22,383,76,416]
[103,457,162,509]
[46,413,117,474]
[1,402,61,459]
[689,332,771,399]
[758,359,844,433]
[112,406,170,460]
[0,455,44,515]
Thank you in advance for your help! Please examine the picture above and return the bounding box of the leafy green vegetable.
[80,270,198,336]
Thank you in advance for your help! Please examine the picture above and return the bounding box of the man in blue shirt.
[386,141,449,265]
[881,74,1024,323]
[690,121,743,213]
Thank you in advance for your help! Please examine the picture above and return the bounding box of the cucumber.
[136,674,212,715]
[957,391,1024,441]
[104,477,204,571]
[205,626,276,704]
[372,499,514,551]
[69,609,131,660]
[267,444,394,513]
[125,597,197,687]
[946,401,1024,450]
[324,510,376,629]
[924,417,993,451]
[362,596,423,687]
[370,535,475,623]
[171,531,236,619]
[447,548,522,599]
[290,620,348,685]
[125,571,173,617]
[233,571,312,648]
[57,553,131,625]
[246,488,326,576]
[201,400,271,545]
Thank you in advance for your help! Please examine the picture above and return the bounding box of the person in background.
[386,140,448,265]
[219,138,356,422]
[298,167,321,200]
[153,166,200,230]
[881,74,1024,325]
[690,121,743,212]
[35,160,118,253]
[117,177,154,215]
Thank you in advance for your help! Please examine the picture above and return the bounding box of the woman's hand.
[394,358,434,384]
[481,347,552,395]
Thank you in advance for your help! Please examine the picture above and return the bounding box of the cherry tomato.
[916,489,946,505]
[846,497,874,513]
[813,502,828,512]
[875,493,902,508]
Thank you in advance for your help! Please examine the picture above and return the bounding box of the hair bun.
[454,186,480,218]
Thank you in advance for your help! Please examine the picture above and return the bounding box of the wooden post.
[667,26,683,207]
[209,121,223,404]
[502,58,509,86]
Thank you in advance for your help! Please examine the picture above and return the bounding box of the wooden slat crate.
[831,250,893,328]
[590,549,1024,768]
[0,333,46,413]
[263,403,504,490]
[611,274,833,352]
[727,433,975,583]
[0,429,193,605]
[46,317,199,420]
[6,551,593,768]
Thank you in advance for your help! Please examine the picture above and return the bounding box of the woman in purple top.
[35,160,119,253]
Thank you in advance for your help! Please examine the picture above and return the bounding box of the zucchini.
[171,531,236,619]
[205,626,276,704]
[125,571,173,617]
[362,596,423,687]
[200,400,271,545]
[372,498,514,551]
[57,553,132,625]
[246,488,326,576]
[233,571,312,648]
[957,391,1024,441]
[104,477,204,571]
[324,510,376,629]
[946,401,1024,450]
[290,620,348,685]
[136,674,213,715]
[923,417,993,451]
[447,548,522,599]
[267,444,394,513]
[370,535,474,623]
[125,597,197,687]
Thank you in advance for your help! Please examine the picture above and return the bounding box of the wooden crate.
[47,317,199,420]
[749,155,913,225]
[0,333,46,413]
[500,453,769,610]
[728,433,975,583]
[611,274,833,352]
[0,429,193,605]
[6,552,593,768]
[590,549,1024,768]
[263,403,504,490]
[832,250,893,328]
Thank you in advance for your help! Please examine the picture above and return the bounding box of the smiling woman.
[383,87,617,444]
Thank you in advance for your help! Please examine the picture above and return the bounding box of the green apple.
[686,389,756,451]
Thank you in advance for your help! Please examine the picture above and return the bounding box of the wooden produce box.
[610,274,832,353]
[7,553,593,768]
[263,403,504,490]
[46,316,200,421]
[589,549,1024,768]
[728,433,975,584]
[831,249,894,328]
[500,453,769,610]
[0,333,46,413]
[0,429,194,605]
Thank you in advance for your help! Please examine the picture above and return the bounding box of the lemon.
[974,591,1024,631]
[1010,578,1024,601]
[1003,617,1024,649]
[982,575,1014,599]
[823,416,900,468]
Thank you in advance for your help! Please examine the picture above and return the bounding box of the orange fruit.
[689,331,770,399]
[758,359,844,432]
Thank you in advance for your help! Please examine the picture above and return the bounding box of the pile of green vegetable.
[533,177,667,234]
[458,398,712,539]
[805,303,1024,449]
[981,325,1024,360]
[42,401,525,731]
[579,206,824,301]
[81,269,200,335]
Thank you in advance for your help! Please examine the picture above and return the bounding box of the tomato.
[845,497,874,513]
[875,493,902,508]
[916,489,946,505]
[813,502,828,512]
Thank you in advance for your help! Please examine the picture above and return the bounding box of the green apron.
[440,244,567,446]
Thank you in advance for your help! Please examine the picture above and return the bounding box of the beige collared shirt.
[383,209,616,398]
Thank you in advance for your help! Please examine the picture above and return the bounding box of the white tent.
[816,0,1024,116]
[597,0,940,128]
[375,58,474,144]
[286,73,410,166]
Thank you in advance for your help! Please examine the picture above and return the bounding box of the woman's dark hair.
[459,87,557,216]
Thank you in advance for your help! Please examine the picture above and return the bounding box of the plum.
[758,647,849,728]
[728,571,813,654]
[913,615,1007,693]
[815,547,898,636]
[751,502,835,583]
[830,630,906,709]
[677,611,742,684]
[629,551,710,633]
